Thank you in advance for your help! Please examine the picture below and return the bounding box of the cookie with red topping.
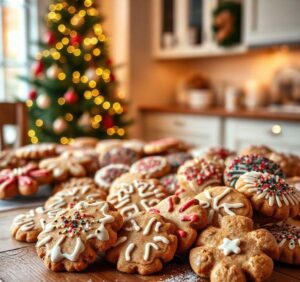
[160,174,179,194]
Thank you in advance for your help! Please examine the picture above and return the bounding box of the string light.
[31,136,39,144]
[65,113,74,121]
[73,49,81,56]
[58,72,66,80]
[94,114,102,123]
[84,90,92,100]
[91,89,99,96]
[62,37,69,45]
[58,97,65,105]
[93,48,101,56]
[80,75,88,83]
[89,80,96,88]
[102,101,110,110]
[117,128,125,136]
[28,129,35,137]
[68,6,76,14]
[84,54,92,61]
[60,137,69,144]
[94,95,104,105]
[42,50,50,57]
[87,8,97,16]
[56,42,64,50]
[35,119,44,127]
[107,128,115,136]
[84,0,93,8]
[96,68,103,76]
[93,24,102,35]
[26,100,33,107]
[99,34,106,42]
[78,10,86,17]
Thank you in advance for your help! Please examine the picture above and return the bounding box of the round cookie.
[52,177,98,194]
[130,156,171,178]
[177,158,222,194]
[166,152,192,172]
[190,215,279,282]
[262,218,300,265]
[236,171,300,220]
[268,152,292,177]
[106,211,177,275]
[224,154,285,187]
[201,147,236,170]
[107,173,168,220]
[94,164,130,191]
[160,174,179,194]
[71,137,99,148]
[122,139,145,154]
[95,139,122,154]
[45,185,107,210]
[240,145,273,157]
[195,186,253,227]
[36,201,123,272]
[0,150,26,170]
[0,163,52,199]
[15,143,58,160]
[143,137,186,155]
[153,195,207,253]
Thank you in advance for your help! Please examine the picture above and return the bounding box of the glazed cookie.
[45,185,107,210]
[106,211,177,275]
[236,171,300,220]
[262,218,300,265]
[153,195,207,253]
[99,146,140,167]
[130,156,171,178]
[177,158,222,194]
[143,137,186,155]
[15,143,58,160]
[52,177,98,194]
[240,145,273,157]
[39,151,93,181]
[94,164,130,191]
[108,173,168,220]
[166,152,192,172]
[0,164,52,199]
[224,154,285,187]
[160,174,179,194]
[36,201,123,272]
[190,215,279,282]
[195,186,253,227]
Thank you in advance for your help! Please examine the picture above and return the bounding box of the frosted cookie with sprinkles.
[196,186,253,227]
[236,171,300,220]
[106,211,177,275]
[130,156,170,178]
[160,174,179,194]
[177,158,222,194]
[224,154,284,187]
[262,218,300,265]
[36,201,123,272]
[94,164,130,191]
[153,195,207,253]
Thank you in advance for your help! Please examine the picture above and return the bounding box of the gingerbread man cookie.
[236,171,300,220]
[36,201,123,272]
[15,143,58,160]
[153,195,207,253]
[143,137,186,155]
[130,156,171,178]
[107,173,168,221]
[106,211,177,275]
[196,186,253,227]
[224,154,285,187]
[177,158,222,194]
[190,215,279,282]
[0,163,52,199]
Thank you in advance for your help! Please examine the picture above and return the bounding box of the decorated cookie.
[108,173,168,220]
[36,201,123,272]
[236,171,300,220]
[160,174,179,194]
[240,145,273,157]
[224,154,285,187]
[174,187,197,200]
[15,143,58,160]
[106,211,177,275]
[201,147,236,169]
[262,218,300,265]
[99,146,140,167]
[166,152,192,172]
[39,151,93,181]
[0,150,26,170]
[45,185,107,210]
[0,163,52,199]
[94,164,130,191]
[190,215,279,282]
[143,137,187,155]
[153,195,207,253]
[130,156,170,178]
[195,186,253,227]
[71,137,99,148]
[11,206,61,242]
[177,158,222,194]
[52,177,98,194]
[122,139,145,154]
[95,139,122,154]
[268,152,293,177]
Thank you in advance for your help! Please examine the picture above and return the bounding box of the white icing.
[143,242,159,261]
[155,222,162,232]
[13,207,46,232]
[153,236,170,244]
[125,243,136,261]
[143,217,157,235]
[113,236,128,247]
[36,235,52,247]
[130,156,167,176]
[218,238,241,256]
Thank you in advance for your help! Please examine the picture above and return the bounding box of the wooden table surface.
[0,206,300,282]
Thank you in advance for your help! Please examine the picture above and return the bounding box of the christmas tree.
[24,0,128,144]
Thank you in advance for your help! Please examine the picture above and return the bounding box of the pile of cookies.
[4,138,300,281]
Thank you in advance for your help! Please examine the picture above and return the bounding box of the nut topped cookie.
[153,195,207,253]
[224,154,284,187]
[15,143,58,160]
[36,201,123,272]
[236,171,300,220]
[130,156,170,178]
[190,215,279,282]
[106,211,177,275]
[177,158,222,194]
[196,186,253,227]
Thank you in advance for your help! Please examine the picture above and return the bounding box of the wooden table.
[1,206,300,282]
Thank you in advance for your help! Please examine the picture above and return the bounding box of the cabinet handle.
[270,124,282,136]
[174,120,186,127]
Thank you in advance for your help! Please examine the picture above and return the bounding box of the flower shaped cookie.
[189,215,279,282]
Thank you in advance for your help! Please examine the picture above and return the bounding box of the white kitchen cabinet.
[225,118,300,154]
[142,113,222,147]
[245,0,300,46]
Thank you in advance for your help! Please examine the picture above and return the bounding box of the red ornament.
[64,90,78,104]
[33,60,44,77]
[103,114,114,129]
[45,31,56,45]
[106,58,113,66]
[28,90,37,100]
[110,73,116,82]
[70,34,81,46]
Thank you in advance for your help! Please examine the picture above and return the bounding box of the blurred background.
[0,0,300,153]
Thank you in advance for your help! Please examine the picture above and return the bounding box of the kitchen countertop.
[139,105,300,122]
